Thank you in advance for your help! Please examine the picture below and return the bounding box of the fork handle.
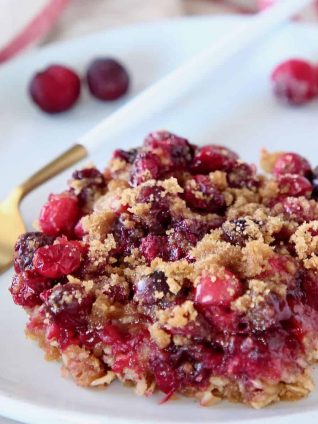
[18,144,88,200]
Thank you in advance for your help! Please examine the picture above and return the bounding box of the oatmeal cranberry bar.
[10,131,318,408]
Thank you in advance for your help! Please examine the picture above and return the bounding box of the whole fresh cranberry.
[144,131,194,169]
[14,232,54,273]
[33,243,82,278]
[39,192,80,237]
[271,59,318,105]
[191,145,238,174]
[10,270,52,308]
[86,58,129,101]
[183,175,226,214]
[29,64,81,113]
[272,152,312,178]
[277,174,312,198]
[41,283,94,329]
[195,270,243,308]
[129,152,161,186]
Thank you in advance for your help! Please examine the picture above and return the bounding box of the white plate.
[1,15,318,424]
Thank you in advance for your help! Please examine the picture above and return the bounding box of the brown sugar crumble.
[9,130,318,408]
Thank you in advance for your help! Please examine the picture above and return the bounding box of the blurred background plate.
[1,15,318,424]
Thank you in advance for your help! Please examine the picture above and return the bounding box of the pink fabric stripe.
[0,0,70,63]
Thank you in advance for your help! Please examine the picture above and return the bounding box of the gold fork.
[0,144,87,274]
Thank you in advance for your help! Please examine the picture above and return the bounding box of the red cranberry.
[195,270,243,308]
[140,235,167,264]
[144,131,194,169]
[136,186,171,234]
[277,174,312,198]
[14,232,54,273]
[74,219,86,238]
[310,166,318,199]
[129,152,161,186]
[86,58,129,101]
[10,270,52,308]
[246,293,292,332]
[191,145,238,173]
[113,148,138,164]
[33,243,82,279]
[71,167,105,210]
[29,64,81,113]
[281,197,314,223]
[112,216,145,256]
[222,218,251,247]
[183,175,226,214]
[271,59,318,106]
[152,360,179,395]
[272,152,312,178]
[134,271,169,305]
[301,271,318,311]
[39,192,80,237]
[227,162,258,190]
[41,283,94,329]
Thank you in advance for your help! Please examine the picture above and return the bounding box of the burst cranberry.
[33,243,82,278]
[272,153,312,178]
[144,131,194,169]
[301,271,318,311]
[195,270,243,308]
[14,232,54,273]
[136,186,171,233]
[71,168,105,209]
[86,58,129,101]
[152,360,179,394]
[222,218,251,247]
[140,235,167,264]
[277,174,312,198]
[191,145,238,173]
[29,64,81,113]
[135,271,169,305]
[227,163,258,189]
[113,148,138,164]
[183,175,225,214]
[10,270,52,308]
[113,216,145,257]
[271,59,318,106]
[130,152,161,186]
[39,192,80,237]
[42,283,94,328]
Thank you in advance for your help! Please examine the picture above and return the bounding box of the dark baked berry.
[14,232,53,273]
[86,58,129,101]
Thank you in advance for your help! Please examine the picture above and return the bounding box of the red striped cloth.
[0,0,317,64]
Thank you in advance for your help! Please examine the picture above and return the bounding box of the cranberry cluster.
[29,58,129,113]
[9,131,318,404]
